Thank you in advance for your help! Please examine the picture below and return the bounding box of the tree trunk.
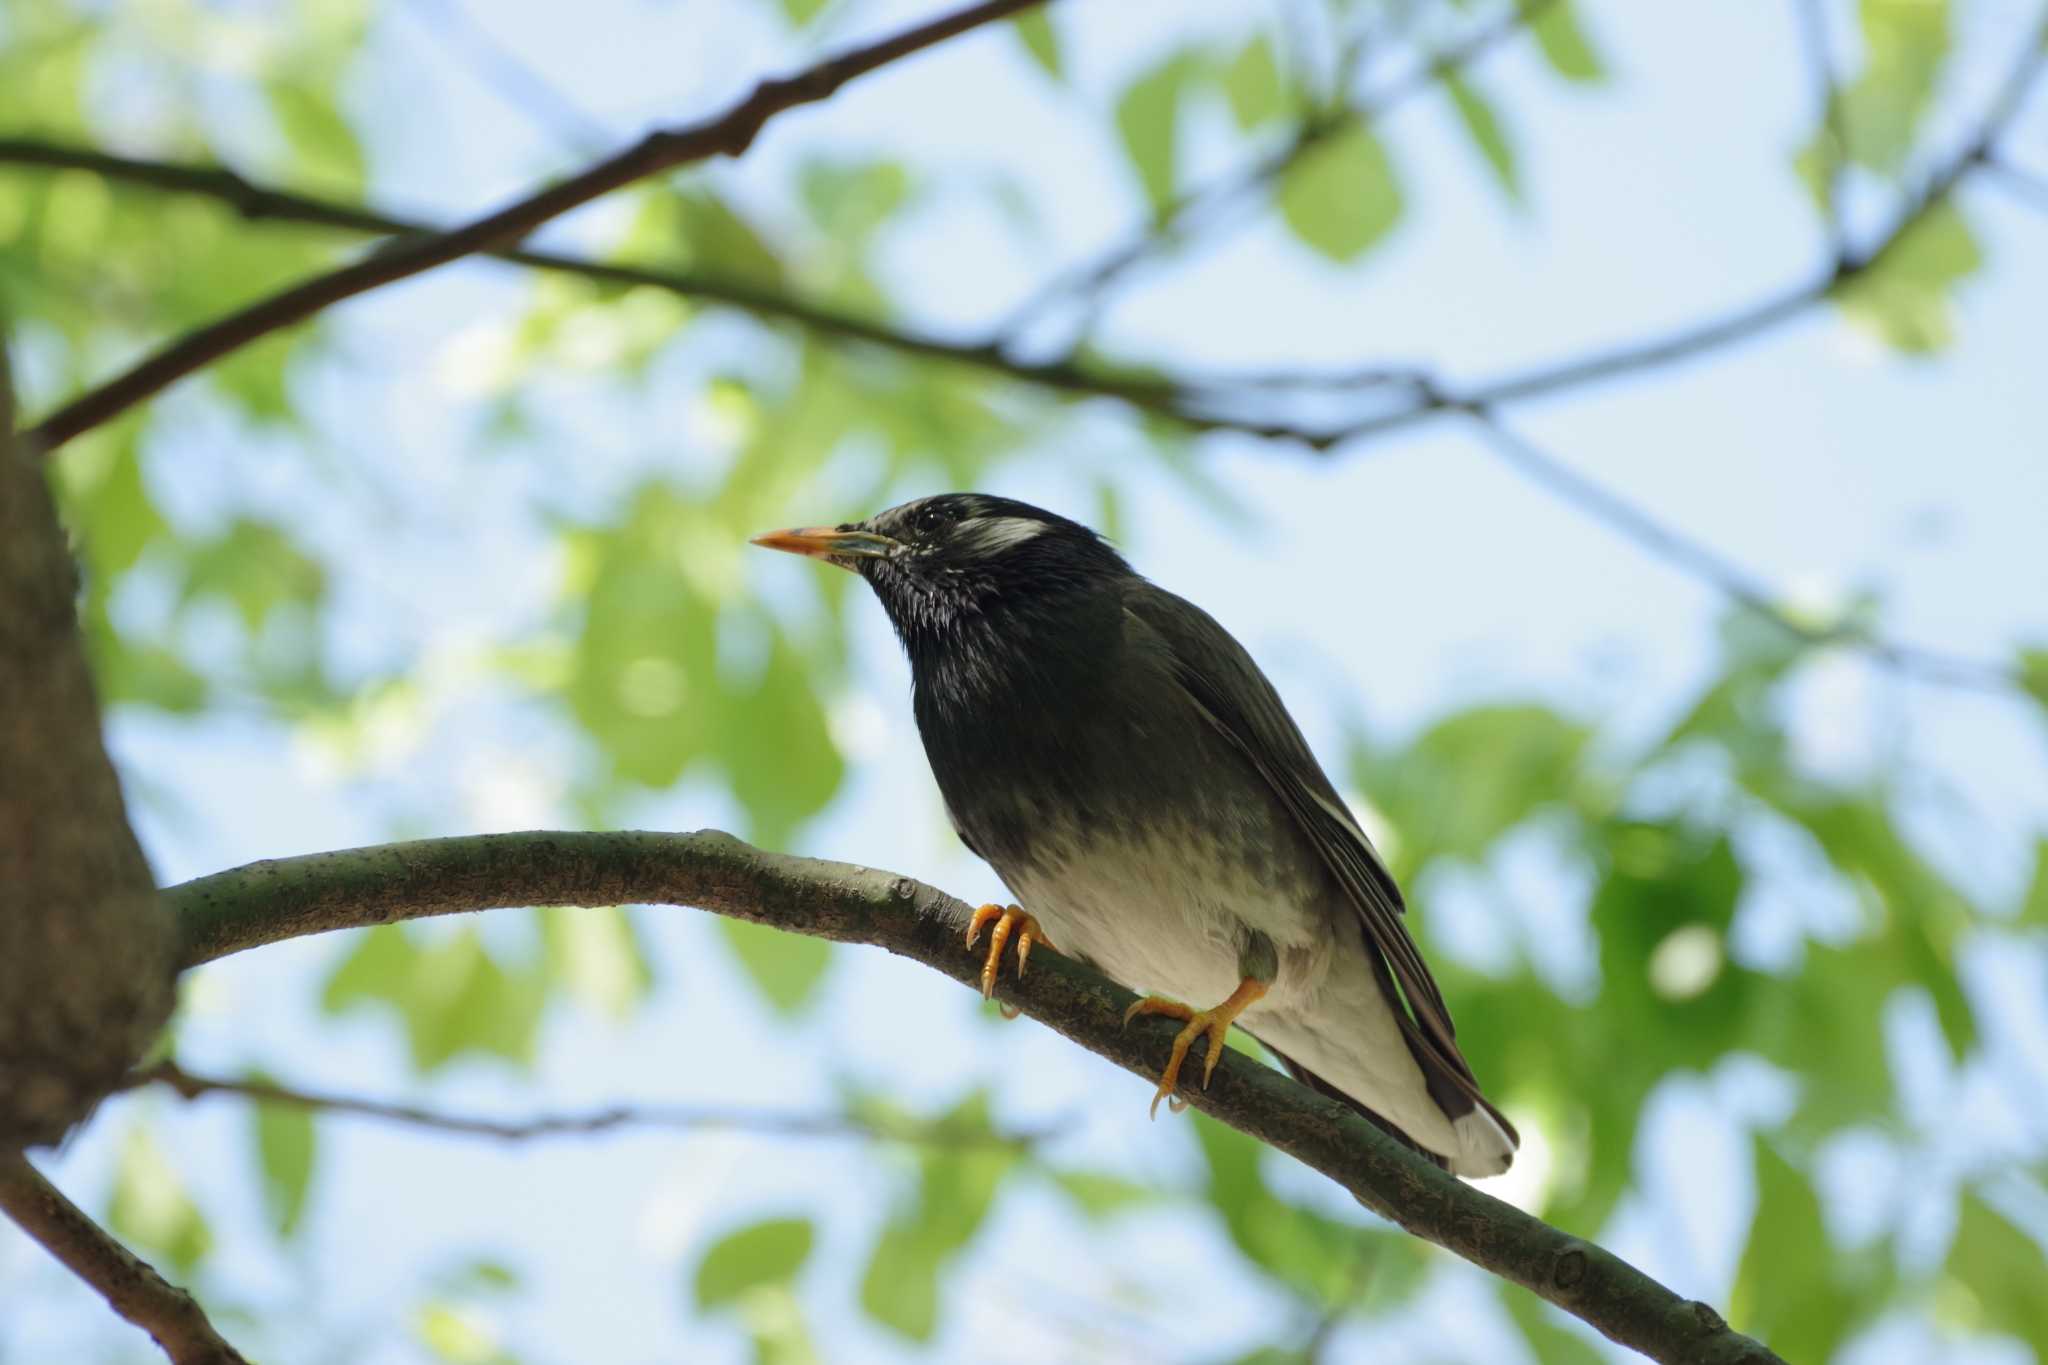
[0,340,174,1145]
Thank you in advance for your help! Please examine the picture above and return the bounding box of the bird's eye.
[915,505,950,534]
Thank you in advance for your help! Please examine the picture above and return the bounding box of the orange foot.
[965,904,1056,1015]
[1122,977,1270,1118]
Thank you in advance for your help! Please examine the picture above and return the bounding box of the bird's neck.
[901,584,1120,725]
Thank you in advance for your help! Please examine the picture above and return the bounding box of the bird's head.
[751,493,1129,641]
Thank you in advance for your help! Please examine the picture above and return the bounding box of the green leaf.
[1224,35,1282,129]
[1444,73,1521,201]
[1500,1280,1605,1365]
[1047,1169,1157,1219]
[540,905,653,1018]
[693,1217,814,1309]
[566,488,716,788]
[858,1218,944,1340]
[1837,0,1951,175]
[321,926,547,1074]
[720,918,833,1016]
[1946,1194,2048,1350]
[1116,51,1206,216]
[1835,201,1981,353]
[2018,647,2048,722]
[1730,1140,1858,1361]
[779,0,829,26]
[798,159,912,250]
[858,1092,1019,1339]
[715,634,844,847]
[267,80,367,193]
[2021,838,2048,925]
[108,1125,212,1276]
[179,518,325,633]
[1012,11,1061,80]
[1276,123,1402,263]
[1531,2,1606,84]
[625,189,785,290]
[1360,704,1590,872]
[250,1074,318,1238]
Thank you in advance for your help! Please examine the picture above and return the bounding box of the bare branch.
[162,830,1785,1365]
[999,0,1558,341]
[19,0,1054,455]
[0,1150,247,1365]
[121,1058,1046,1149]
[1465,413,2022,693]
[1982,152,2048,212]
[0,138,1220,426]
[397,0,614,152]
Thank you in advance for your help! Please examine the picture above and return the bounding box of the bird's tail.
[1264,1044,1515,1179]
[1263,1045,1449,1170]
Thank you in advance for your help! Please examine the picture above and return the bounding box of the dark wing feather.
[1125,584,1512,1136]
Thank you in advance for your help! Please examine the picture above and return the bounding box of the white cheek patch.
[955,516,1048,554]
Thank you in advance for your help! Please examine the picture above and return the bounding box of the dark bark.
[166,829,1786,1365]
[0,342,175,1145]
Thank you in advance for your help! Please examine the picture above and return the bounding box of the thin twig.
[121,1059,1047,1149]
[997,0,1557,341]
[1981,152,2048,211]
[160,830,1785,1365]
[0,1150,248,1365]
[19,0,1053,455]
[1317,10,2048,450]
[1465,413,2021,693]
[399,0,615,152]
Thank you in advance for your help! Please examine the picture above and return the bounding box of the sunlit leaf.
[1116,51,1207,216]
[1012,11,1061,80]
[321,926,547,1074]
[1047,1169,1156,1219]
[859,1092,1017,1339]
[1946,1194,2048,1350]
[2021,838,2048,925]
[721,918,833,1016]
[1224,35,1282,129]
[249,1072,318,1238]
[693,1217,814,1309]
[858,1218,944,1340]
[108,1124,212,1276]
[540,906,654,1018]
[1730,1140,1859,1361]
[1531,2,1607,84]
[1835,202,1981,353]
[1276,123,1401,263]
[1837,0,1951,175]
[1444,73,1521,202]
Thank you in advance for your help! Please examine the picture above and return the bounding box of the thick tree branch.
[164,829,1784,1365]
[121,1058,1045,1149]
[0,1151,248,1365]
[18,0,1051,454]
[0,340,174,1145]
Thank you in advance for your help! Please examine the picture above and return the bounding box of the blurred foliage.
[4,0,2045,1361]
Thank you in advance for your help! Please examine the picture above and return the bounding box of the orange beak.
[748,526,897,569]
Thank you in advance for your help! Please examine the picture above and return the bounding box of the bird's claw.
[965,904,1054,1006]
[1122,978,1269,1119]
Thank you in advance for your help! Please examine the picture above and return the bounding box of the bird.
[751,493,1516,1177]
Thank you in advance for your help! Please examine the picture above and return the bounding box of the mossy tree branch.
[165,829,1786,1365]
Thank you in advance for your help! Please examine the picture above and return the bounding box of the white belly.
[1000,826,1327,1013]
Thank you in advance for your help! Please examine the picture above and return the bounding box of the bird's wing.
[1125,584,1507,1129]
